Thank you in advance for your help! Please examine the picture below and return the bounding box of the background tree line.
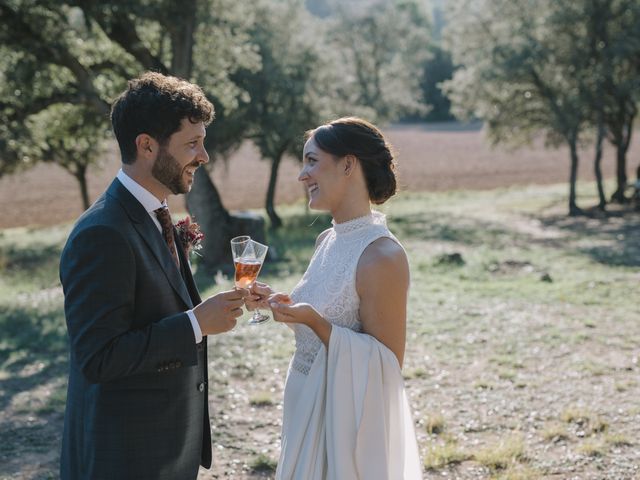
[0,0,639,270]
[443,0,640,214]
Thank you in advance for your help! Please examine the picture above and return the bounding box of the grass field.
[0,182,639,479]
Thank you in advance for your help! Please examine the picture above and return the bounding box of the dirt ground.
[1,122,636,229]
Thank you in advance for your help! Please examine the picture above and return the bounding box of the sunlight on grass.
[249,391,275,407]
[403,366,427,380]
[423,439,468,470]
[577,439,607,457]
[541,423,569,443]
[604,433,633,447]
[472,434,526,471]
[560,406,608,435]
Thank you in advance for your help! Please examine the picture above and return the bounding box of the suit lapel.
[107,179,193,309]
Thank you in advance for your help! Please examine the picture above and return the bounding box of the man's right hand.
[193,288,249,335]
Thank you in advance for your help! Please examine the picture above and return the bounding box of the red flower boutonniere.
[175,216,204,256]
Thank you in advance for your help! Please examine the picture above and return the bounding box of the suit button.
[198,382,205,392]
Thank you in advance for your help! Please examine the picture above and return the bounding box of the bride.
[249,117,422,479]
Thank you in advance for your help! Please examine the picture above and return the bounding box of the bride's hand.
[245,281,275,311]
[268,301,321,327]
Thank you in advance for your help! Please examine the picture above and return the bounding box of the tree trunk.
[169,0,196,78]
[610,118,633,204]
[634,163,640,211]
[568,137,581,216]
[593,121,606,210]
[610,146,628,203]
[266,153,284,229]
[74,164,90,211]
[187,167,232,270]
[187,167,265,272]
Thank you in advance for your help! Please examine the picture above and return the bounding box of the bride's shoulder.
[357,237,409,280]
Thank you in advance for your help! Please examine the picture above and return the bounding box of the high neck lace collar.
[332,211,386,235]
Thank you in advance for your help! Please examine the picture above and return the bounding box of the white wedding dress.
[276,211,422,480]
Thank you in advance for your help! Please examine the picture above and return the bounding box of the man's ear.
[135,134,158,160]
[344,154,357,176]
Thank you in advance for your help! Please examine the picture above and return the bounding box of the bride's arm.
[356,237,409,367]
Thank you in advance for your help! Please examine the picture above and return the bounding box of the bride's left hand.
[268,300,322,327]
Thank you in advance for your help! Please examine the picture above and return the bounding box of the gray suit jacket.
[59,178,212,479]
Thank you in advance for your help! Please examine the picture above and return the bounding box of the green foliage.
[0,0,261,179]
[443,0,585,146]
[419,45,455,122]
[442,0,640,212]
[249,453,278,472]
[233,0,327,227]
[324,0,433,122]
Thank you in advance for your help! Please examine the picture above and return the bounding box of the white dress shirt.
[116,169,203,343]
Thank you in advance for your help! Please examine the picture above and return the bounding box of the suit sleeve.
[60,224,198,384]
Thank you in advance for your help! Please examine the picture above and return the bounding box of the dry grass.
[248,392,275,407]
[472,434,526,471]
[422,412,446,435]
[604,433,633,447]
[577,440,607,457]
[541,423,570,443]
[560,406,608,435]
[423,439,469,470]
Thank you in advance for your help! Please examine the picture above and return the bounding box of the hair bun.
[309,117,398,204]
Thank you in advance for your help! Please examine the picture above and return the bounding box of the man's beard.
[152,147,194,195]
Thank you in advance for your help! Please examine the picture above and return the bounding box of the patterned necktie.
[154,207,180,268]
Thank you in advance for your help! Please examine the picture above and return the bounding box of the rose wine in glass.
[234,259,261,288]
[230,236,270,324]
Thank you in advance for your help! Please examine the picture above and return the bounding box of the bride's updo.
[307,117,397,204]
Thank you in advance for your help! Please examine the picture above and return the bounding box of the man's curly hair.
[111,72,215,164]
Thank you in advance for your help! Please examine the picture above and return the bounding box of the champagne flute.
[230,235,270,325]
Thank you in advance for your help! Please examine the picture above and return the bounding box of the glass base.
[248,312,270,325]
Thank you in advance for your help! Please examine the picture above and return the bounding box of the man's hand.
[193,288,249,335]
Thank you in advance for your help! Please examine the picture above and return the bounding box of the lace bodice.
[289,211,398,375]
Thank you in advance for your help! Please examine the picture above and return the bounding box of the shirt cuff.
[187,309,203,344]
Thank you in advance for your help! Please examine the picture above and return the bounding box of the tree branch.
[72,1,169,74]
[0,3,110,115]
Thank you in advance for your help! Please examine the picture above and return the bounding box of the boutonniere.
[175,216,204,256]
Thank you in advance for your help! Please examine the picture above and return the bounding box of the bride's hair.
[306,117,397,204]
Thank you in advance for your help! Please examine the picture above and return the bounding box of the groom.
[59,72,247,479]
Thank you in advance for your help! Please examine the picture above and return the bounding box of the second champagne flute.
[230,235,270,325]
